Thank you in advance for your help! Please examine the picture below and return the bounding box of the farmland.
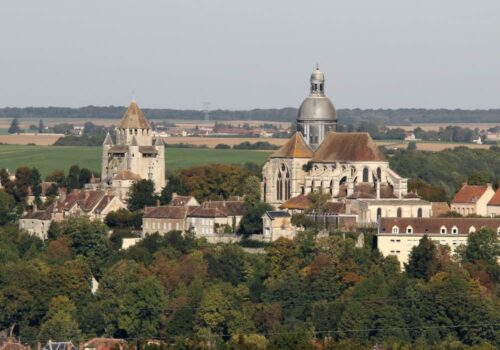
[0,145,272,177]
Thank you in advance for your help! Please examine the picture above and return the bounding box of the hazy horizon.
[1,1,499,110]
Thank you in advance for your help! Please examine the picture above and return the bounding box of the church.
[262,68,431,224]
[101,101,165,199]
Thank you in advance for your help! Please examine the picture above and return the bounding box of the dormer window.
[406,226,413,234]
[451,226,458,235]
[392,226,399,234]
[440,226,447,234]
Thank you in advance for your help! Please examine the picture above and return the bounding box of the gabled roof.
[170,195,199,207]
[117,101,151,129]
[188,201,246,218]
[271,132,313,158]
[451,184,489,204]
[280,194,311,210]
[103,132,114,146]
[312,132,386,162]
[143,206,189,220]
[487,188,500,206]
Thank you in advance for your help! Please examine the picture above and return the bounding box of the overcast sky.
[0,0,499,110]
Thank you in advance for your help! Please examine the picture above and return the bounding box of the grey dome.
[297,95,336,121]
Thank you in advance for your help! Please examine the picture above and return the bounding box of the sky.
[0,0,499,110]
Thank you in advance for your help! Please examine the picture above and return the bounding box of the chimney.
[156,199,160,207]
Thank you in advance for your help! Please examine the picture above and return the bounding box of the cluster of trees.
[0,217,498,349]
[215,142,280,150]
[338,121,481,143]
[2,106,498,123]
[54,122,111,146]
[389,146,500,199]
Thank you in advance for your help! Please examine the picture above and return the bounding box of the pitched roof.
[170,195,199,206]
[265,211,291,219]
[280,194,311,210]
[103,133,114,146]
[202,201,246,216]
[117,101,151,129]
[431,202,450,217]
[487,188,500,206]
[379,217,500,235]
[113,170,141,181]
[143,206,189,219]
[21,207,53,220]
[451,184,489,204]
[312,132,386,162]
[271,132,313,158]
[139,146,158,154]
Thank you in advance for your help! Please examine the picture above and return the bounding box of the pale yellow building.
[377,217,500,269]
[450,183,495,216]
[262,211,295,241]
[487,188,500,217]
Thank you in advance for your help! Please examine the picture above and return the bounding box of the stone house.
[262,211,295,241]
[19,189,125,238]
[377,217,500,269]
[142,205,191,235]
[451,183,495,216]
[187,201,245,237]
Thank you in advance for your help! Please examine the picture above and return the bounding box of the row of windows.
[391,225,500,235]
[145,221,180,230]
[378,208,423,218]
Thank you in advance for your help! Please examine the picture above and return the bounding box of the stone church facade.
[101,101,165,197]
[262,68,431,224]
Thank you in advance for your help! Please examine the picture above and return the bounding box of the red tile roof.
[143,206,189,219]
[280,194,311,210]
[271,132,313,158]
[488,188,500,206]
[451,184,488,204]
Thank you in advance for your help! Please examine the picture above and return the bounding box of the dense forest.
[1,106,499,123]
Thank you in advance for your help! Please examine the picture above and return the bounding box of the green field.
[0,145,272,176]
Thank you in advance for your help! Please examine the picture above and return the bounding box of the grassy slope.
[0,145,272,177]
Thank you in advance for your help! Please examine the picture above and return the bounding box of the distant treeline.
[1,106,499,124]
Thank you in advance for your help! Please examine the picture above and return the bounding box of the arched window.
[406,226,413,234]
[285,170,291,200]
[301,186,305,195]
[376,208,382,219]
[440,226,447,234]
[451,226,458,235]
[363,168,369,182]
[392,226,399,234]
[276,172,282,201]
[417,208,423,218]
[276,164,290,201]
[329,180,333,195]
[397,208,402,218]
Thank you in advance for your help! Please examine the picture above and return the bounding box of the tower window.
[320,84,323,92]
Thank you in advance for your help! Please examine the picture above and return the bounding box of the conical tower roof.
[117,101,151,129]
[271,132,313,158]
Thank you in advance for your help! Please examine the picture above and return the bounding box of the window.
[451,226,458,235]
[440,226,447,234]
[417,208,423,218]
[377,167,382,180]
[397,208,402,218]
[363,168,369,182]
[469,226,476,233]
[406,226,413,234]
[376,208,382,219]
[392,226,399,234]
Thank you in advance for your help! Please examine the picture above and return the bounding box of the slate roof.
[143,206,189,220]
[117,101,151,129]
[452,184,489,204]
[265,211,291,219]
[271,132,313,158]
[312,132,386,162]
[379,217,500,235]
[487,188,500,206]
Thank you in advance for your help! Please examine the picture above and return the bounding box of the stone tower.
[297,67,337,149]
[102,101,165,197]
